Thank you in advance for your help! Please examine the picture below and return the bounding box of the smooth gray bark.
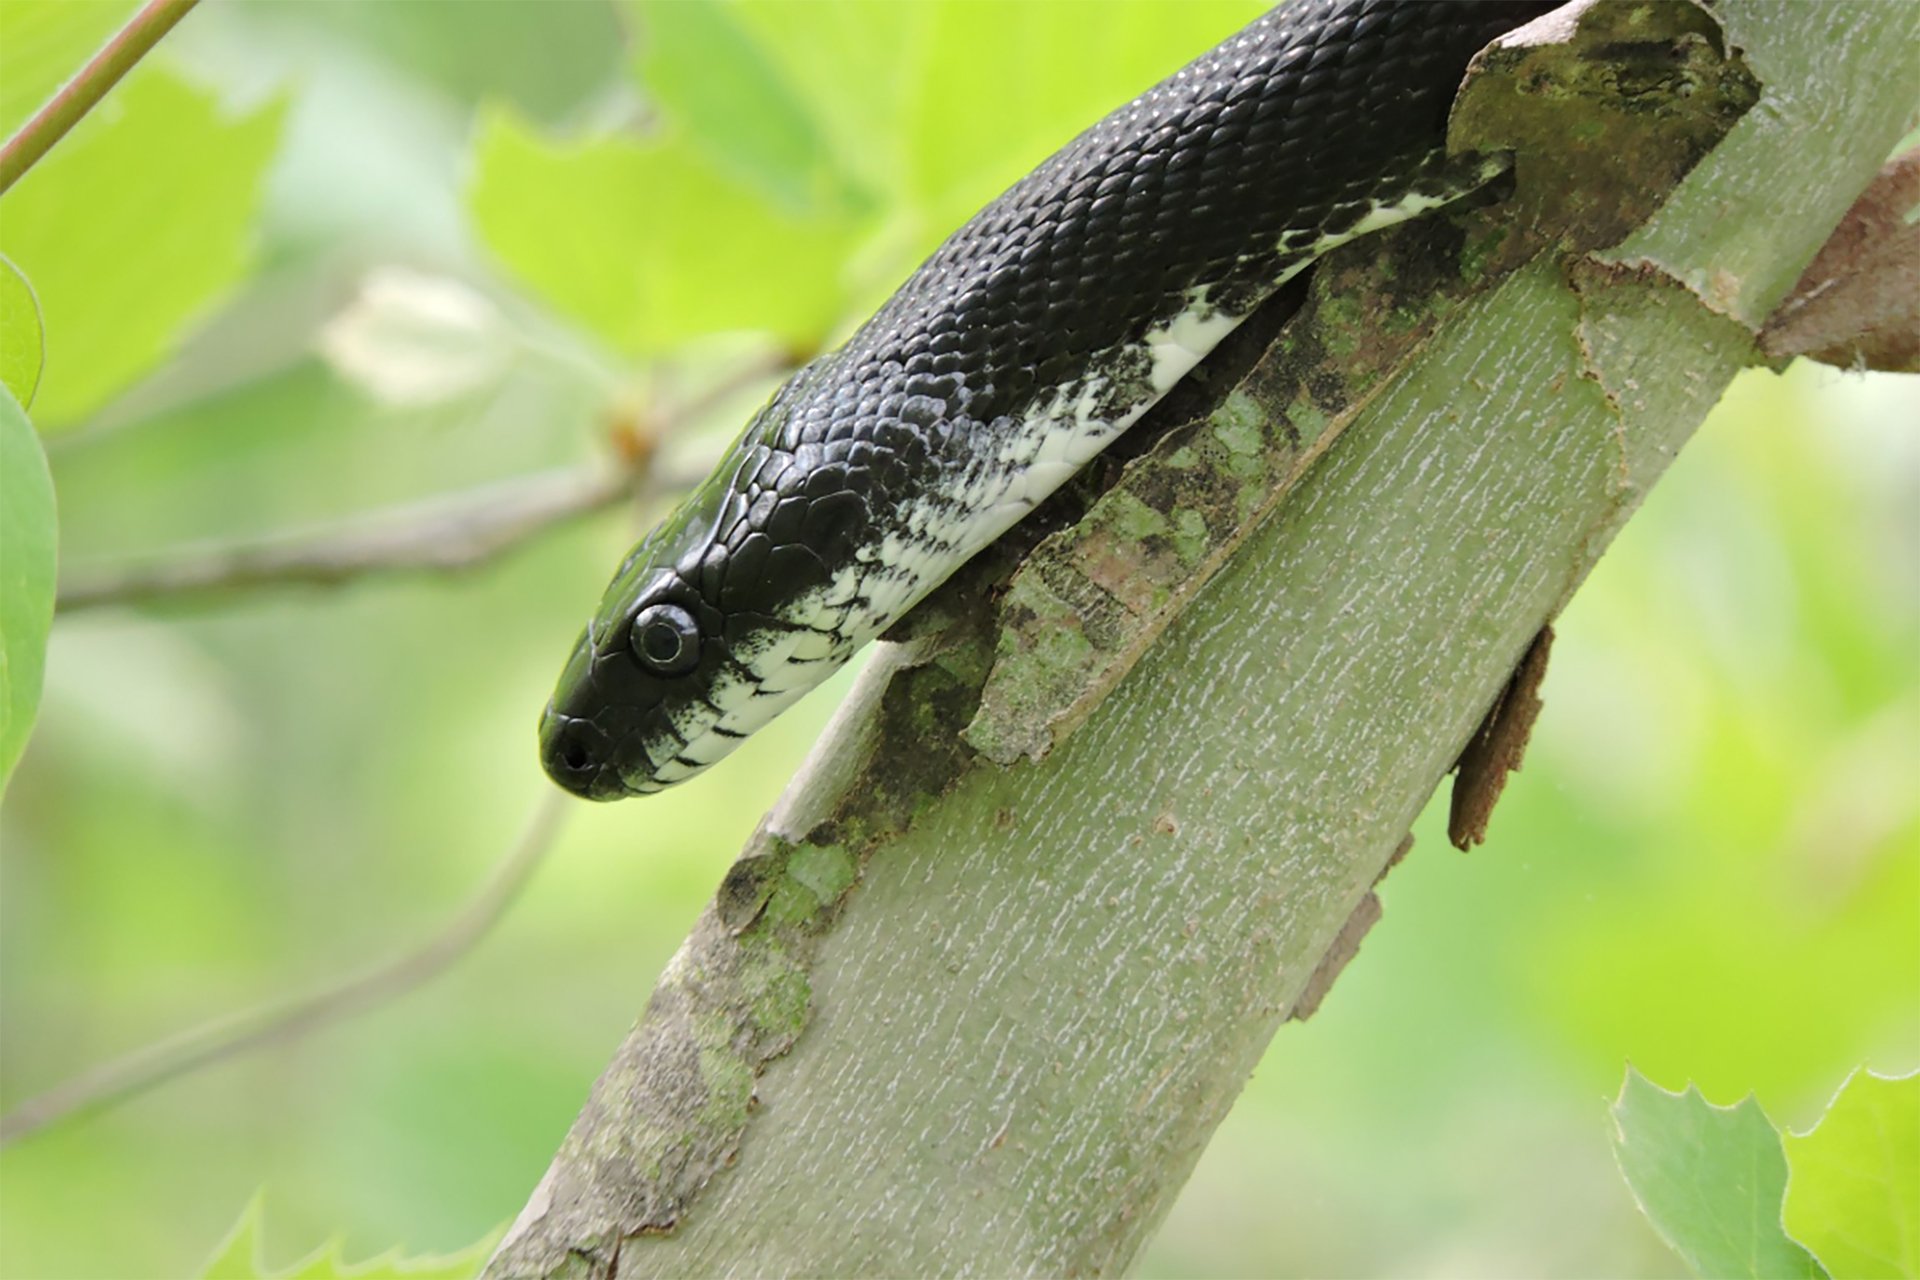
[489,3,1920,1277]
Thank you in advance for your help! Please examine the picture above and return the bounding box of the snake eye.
[628,603,701,676]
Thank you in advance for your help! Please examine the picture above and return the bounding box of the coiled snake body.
[542,0,1556,799]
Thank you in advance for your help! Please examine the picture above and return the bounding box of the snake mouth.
[539,711,631,801]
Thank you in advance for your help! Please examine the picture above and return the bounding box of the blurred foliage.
[201,1195,488,1280]
[471,106,859,352]
[1784,1071,1920,1279]
[0,70,284,428]
[0,386,54,792]
[1610,1070,1820,1279]
[0,2,1914,1279]
[0,254,43,406]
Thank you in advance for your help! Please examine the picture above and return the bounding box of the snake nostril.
[542,715,622,799]
[544,716,600,778]
[555,728,598,774]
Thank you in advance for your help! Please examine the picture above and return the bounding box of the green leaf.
[0,0,137,140]
[628,0,849,210]
[720,0,1264,234]
[1784,1070,1920,1279]
[474,1,1266,355]
[895,0,1268,232]
[0,383,56,794]
[0,253,45,406]
[200,1195,493,1280]
[1612,1068,1827,1279]
[723,0,925,204]
[292,0,625,126]
[0,69,284,429]
[469,105,859,354]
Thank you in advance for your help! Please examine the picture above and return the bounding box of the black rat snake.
[541,0,1558,800]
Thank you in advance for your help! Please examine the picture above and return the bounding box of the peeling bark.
[1761,150,1920,373]
[1287,833,1412,1023]
[1450,626,1553,851]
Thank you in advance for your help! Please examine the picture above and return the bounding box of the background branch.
[56,462,644,612]
[0,793,569,1148]
[55,355,791,611]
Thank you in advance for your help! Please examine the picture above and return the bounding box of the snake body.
[542,0,1556,799]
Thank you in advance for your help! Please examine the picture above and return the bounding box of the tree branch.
[0,793,569,1148]
[485,3,1918,1276]
[56,355,790,612]
[56,462,641,612]
[0,0,201,195]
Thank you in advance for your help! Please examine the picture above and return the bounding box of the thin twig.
[55,353,792,612]
[0,0,202,195]
[0,793,571,1148]
[56,461,643,611]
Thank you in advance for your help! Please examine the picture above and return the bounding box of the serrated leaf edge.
[198,1192,497,1280]
[1610,1065,1830,1280]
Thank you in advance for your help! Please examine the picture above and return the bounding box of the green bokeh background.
[1,2,1914,1277]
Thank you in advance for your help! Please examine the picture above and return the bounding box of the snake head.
[537,460,746,798]
[539,577,728,799]
[538,446,853,798]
